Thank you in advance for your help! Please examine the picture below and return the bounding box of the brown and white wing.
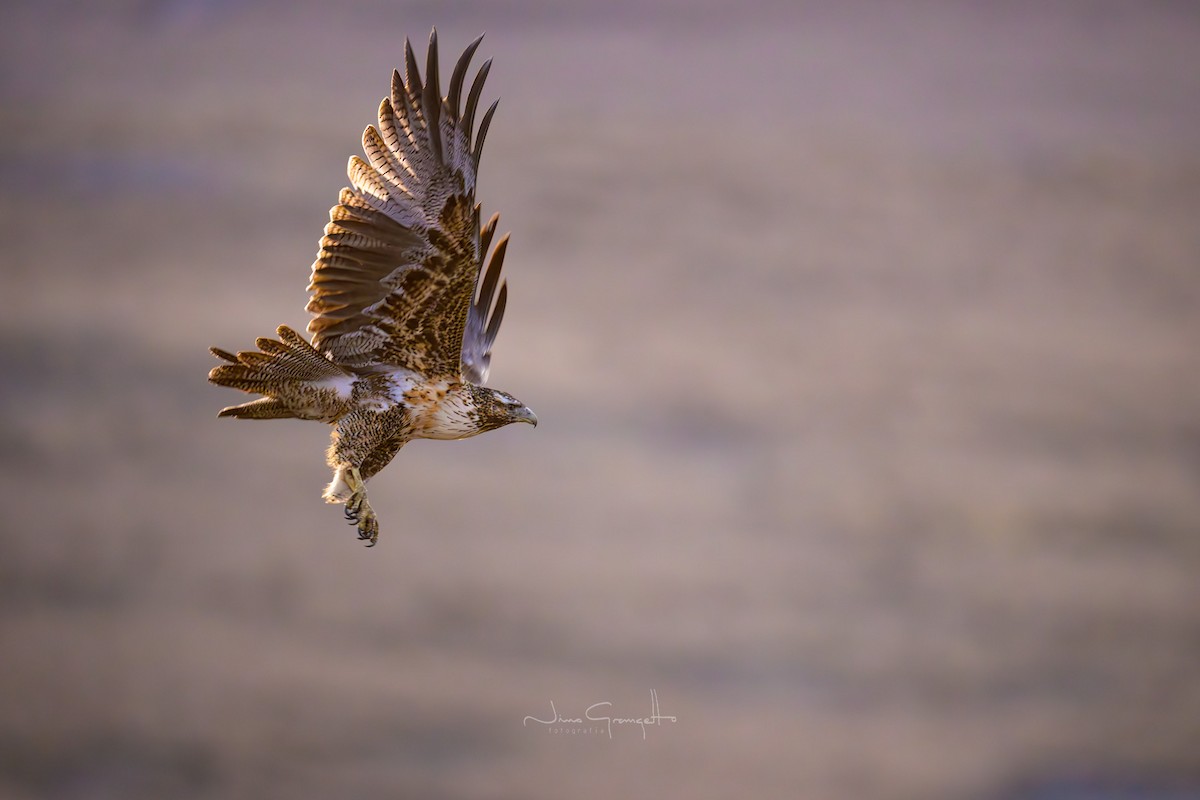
[306,30,506,379]
[460,213,509,384]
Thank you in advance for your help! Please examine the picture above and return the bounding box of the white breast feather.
[421,389,481,440]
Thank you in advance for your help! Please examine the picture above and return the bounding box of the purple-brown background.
[2,2,1199,798]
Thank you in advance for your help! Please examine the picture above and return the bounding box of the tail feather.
[217,397,294,419]
[210,347,240,364]
[209,325,351,419]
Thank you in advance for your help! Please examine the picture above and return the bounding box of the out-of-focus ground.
[2,2,1199,798]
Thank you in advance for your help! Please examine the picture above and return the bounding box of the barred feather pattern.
[306,30,508,382]
[208,325,354,421]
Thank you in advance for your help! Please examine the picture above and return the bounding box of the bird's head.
[470,385,538,432]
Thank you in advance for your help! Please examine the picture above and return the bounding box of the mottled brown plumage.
[208,31,536,545]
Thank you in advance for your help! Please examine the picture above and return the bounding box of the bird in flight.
[209,30,536,545]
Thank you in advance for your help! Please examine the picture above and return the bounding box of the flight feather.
[306,30,508,381]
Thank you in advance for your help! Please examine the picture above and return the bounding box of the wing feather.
[361,124,417,203]
[473,98,500,165]
[422,30,443,163]
[306,30,512,379]
[448,34,485,123]
[461,223,509,385]
[462,59,492,154]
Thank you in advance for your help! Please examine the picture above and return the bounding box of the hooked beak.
[514,405,538,427]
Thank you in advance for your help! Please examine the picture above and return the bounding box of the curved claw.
[333,481,379,545]
[356,509,380,546]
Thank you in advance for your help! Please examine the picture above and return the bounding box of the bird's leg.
[322,463,360,504]
[324,409,410,547]
[322,464,379,546]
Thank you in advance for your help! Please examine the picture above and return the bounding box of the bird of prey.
[208,31,536,546]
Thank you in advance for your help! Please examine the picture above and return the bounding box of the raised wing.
[461,213,509,384]
[306,30,509,380]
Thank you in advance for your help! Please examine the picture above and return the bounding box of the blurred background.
[2,1,1199,798]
